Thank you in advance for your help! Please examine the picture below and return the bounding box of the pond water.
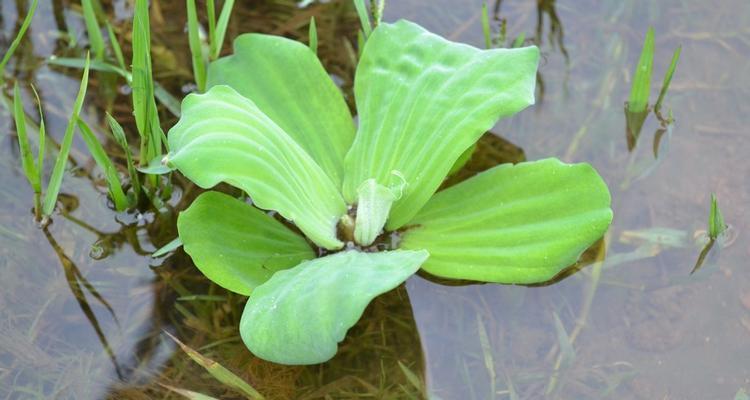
[1,0,748,399]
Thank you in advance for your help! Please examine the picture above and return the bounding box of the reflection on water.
[1,0,750,399]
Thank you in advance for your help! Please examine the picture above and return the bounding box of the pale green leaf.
[177,191,314,295]
[708,193,726,240]
[343,20,539,230]
[152,237,182,258]
[628,27,654,113]
[43,54,91,217]
[168,85,346,249]
[207,34,355,186]
[240,249,429,364]
[400,158,612,283]
[353,179,395,246]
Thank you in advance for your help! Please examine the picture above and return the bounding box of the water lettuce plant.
[165,19,613,365]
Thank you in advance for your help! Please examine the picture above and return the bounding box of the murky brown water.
[1,0,749,399]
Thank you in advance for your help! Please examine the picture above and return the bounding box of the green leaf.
[187,0,207,91]
[353,0,372,39]
[240,249,429,364]
[132,0,163,163]
[481,1,492,49]
[106,113,141,202]
[628,27,654,113]
[207,33,355,186]
[308,17,318,55]
[654,45,681,113]
[81,0,105,60]
[77,118,129,211]
[211,0,234,60]
[708,193,726,240]
[152,237,182,258]
[343,20,539,230]
[105,21,126,70]
[43,54,91,217]
[168,85,347,249]
[400,158,612,283]
[13,83,39,192]
[177,191,315,295]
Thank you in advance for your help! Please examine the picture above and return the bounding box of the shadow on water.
[2,0,750,399]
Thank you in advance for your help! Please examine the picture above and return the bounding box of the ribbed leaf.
[343,20,539,230]
[168,85,346,249]
[400,158,612,283]
[240,249,429,365]
[207,34,355,186]
[177,191,314,295]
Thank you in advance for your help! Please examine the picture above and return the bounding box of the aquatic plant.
[164,19,613,365]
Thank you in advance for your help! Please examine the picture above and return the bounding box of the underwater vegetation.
[159,7,613,363]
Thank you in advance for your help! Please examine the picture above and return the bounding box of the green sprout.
[163,18,613,365]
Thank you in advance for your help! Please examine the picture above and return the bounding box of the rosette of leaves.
[166,20,613,365]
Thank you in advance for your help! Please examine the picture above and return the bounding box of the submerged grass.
[0,0,38,81]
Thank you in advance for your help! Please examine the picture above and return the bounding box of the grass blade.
[309,17,318,55]
[206,0,216,54]
[627,27,654,113]
[654,45,681,113]
[42,53,91,217]
[132,0,163,166]
[187,0,207,91]
[81,0,105,60]
[77,118,129,211]
[164,331,265,399]
[105,21,126,70]
[106,113,140,202]
[30,85,46,199]
[353,0,372,39]
[212,0,235,60]
[481,1,492,49]
[152,237,182,257]
[708,193,726,240]
[0,0,39,78]
[13,83,40,193]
